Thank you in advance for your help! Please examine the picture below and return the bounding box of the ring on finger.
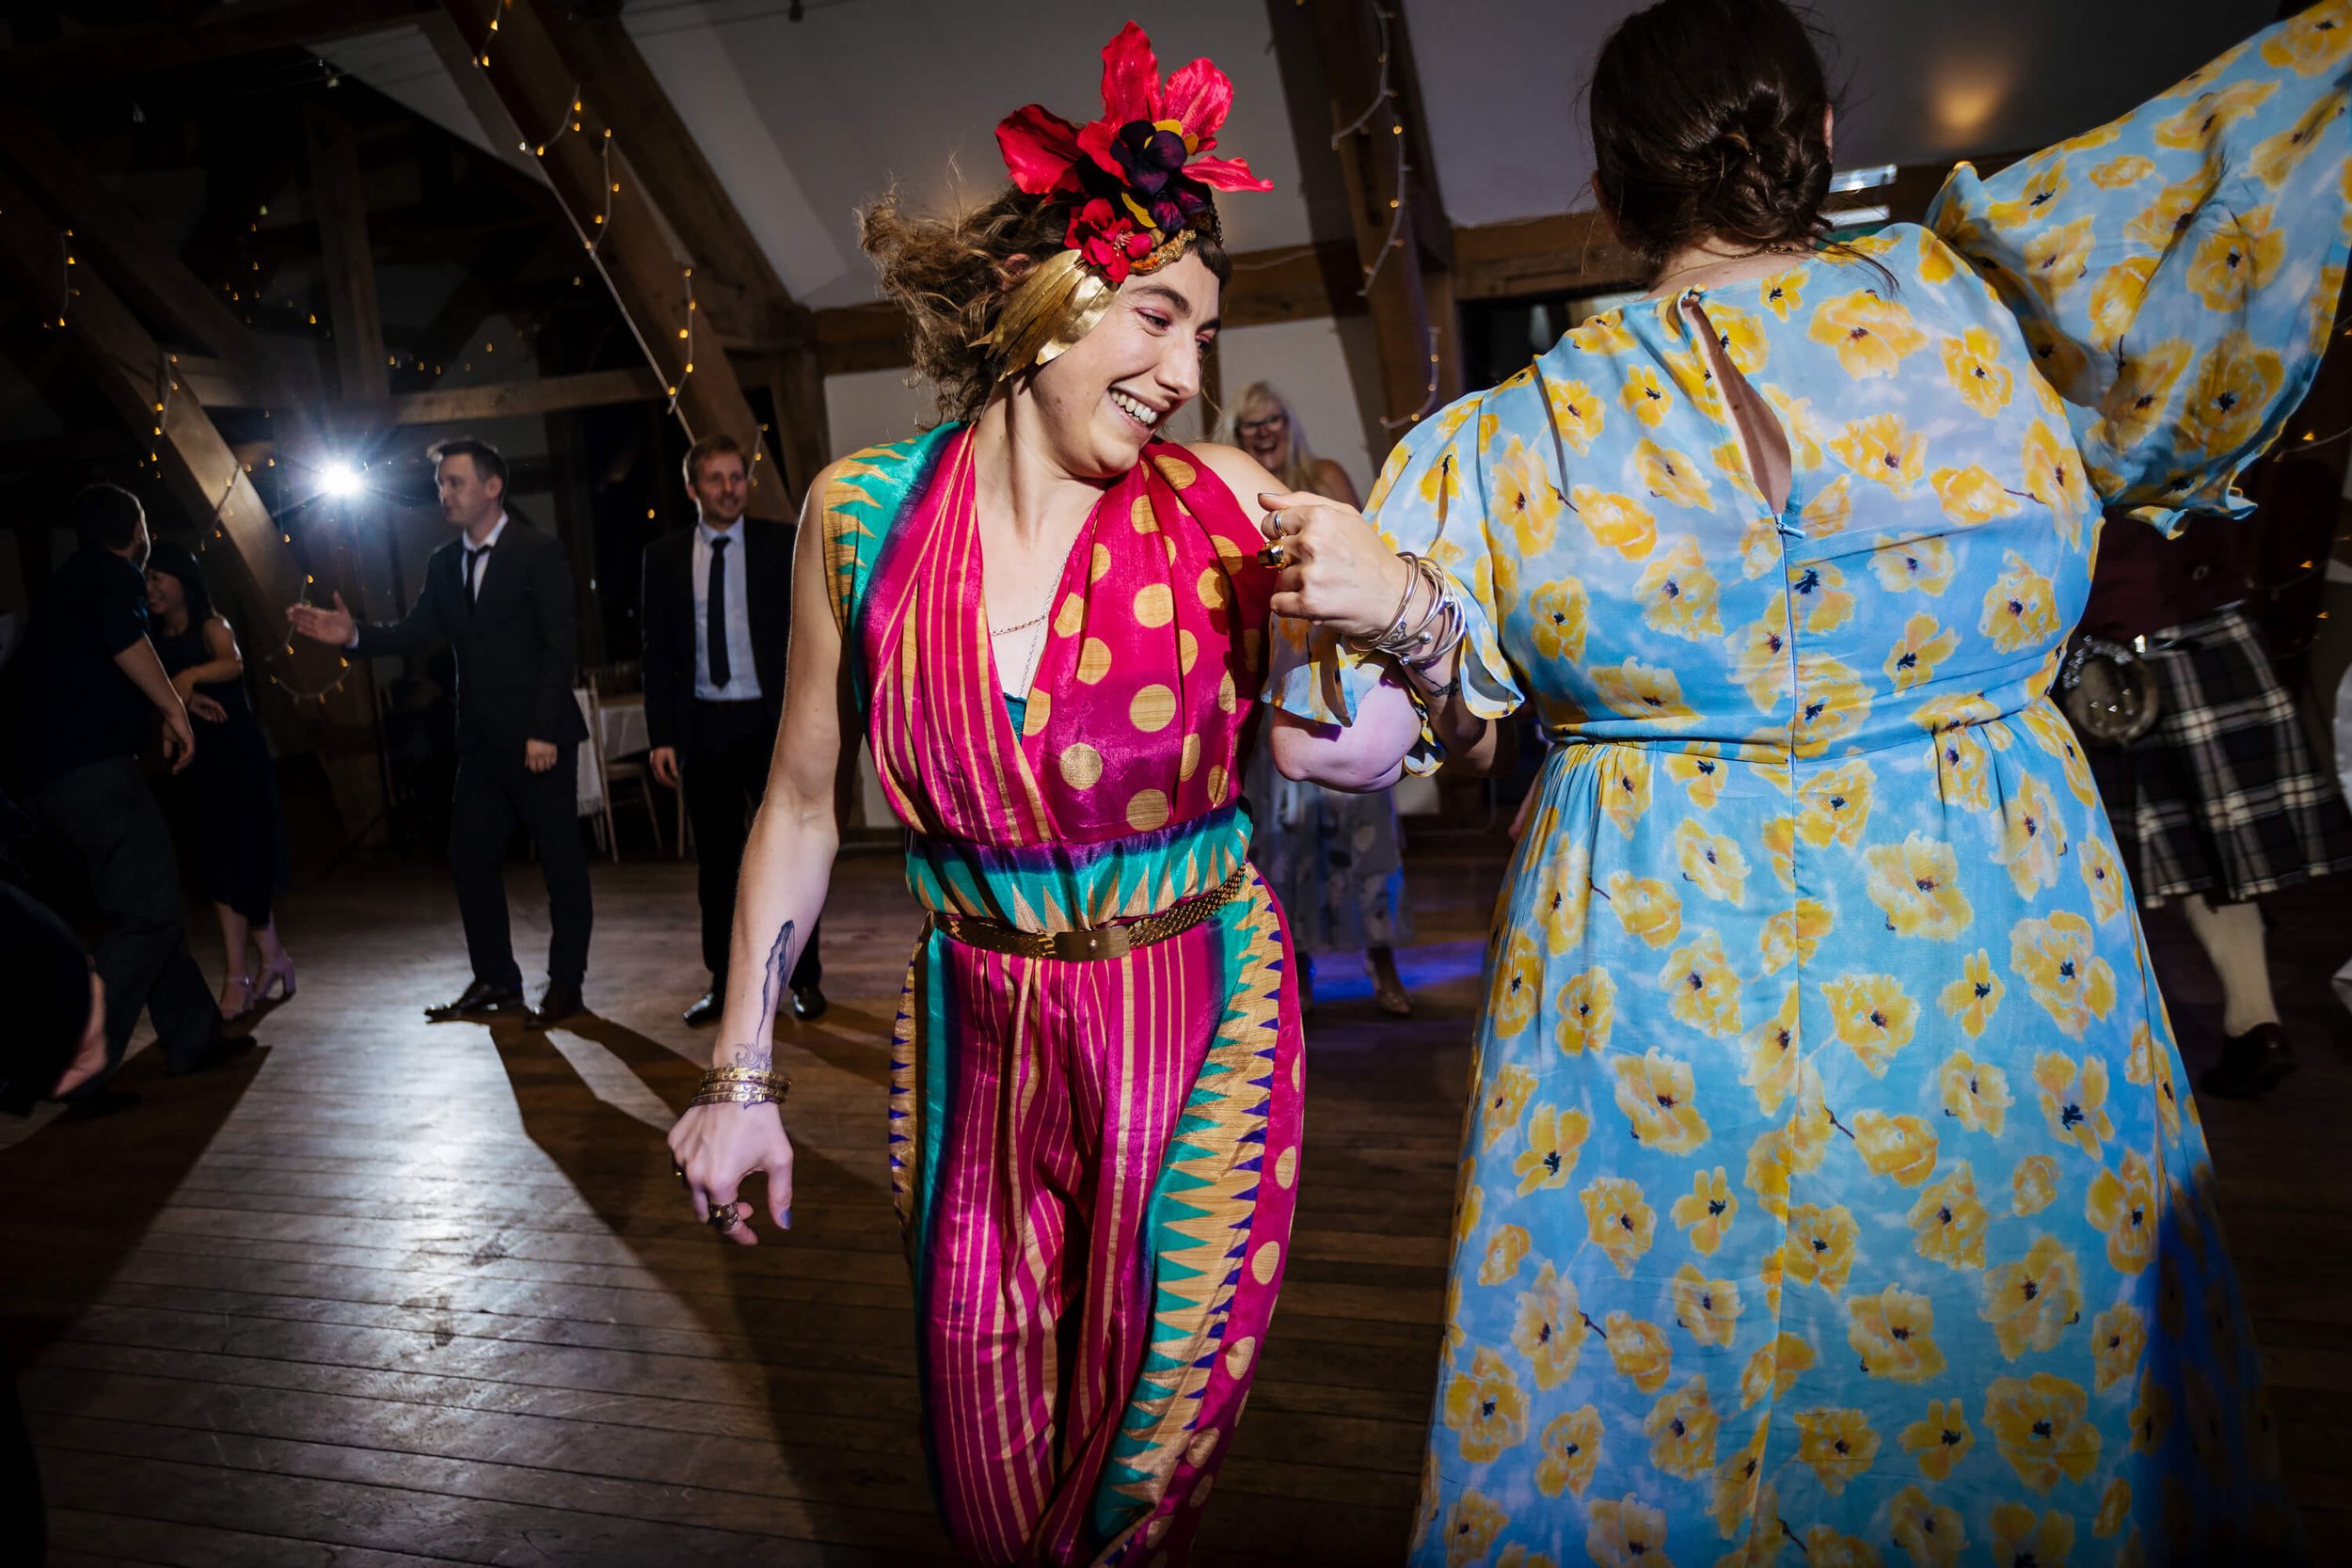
[707,1202,742,1230]
[1258,540,1288,569]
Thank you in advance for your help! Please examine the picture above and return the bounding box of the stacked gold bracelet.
[691,1067,790,1108]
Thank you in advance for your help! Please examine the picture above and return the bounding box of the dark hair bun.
[1590,0,1836,271]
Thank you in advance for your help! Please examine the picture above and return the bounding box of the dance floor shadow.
[0,1043,273,1367]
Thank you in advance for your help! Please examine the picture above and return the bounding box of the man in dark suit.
[643,433,821,1026]
[289,436,593,1024]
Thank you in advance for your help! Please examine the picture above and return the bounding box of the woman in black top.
[144,544,294,1019]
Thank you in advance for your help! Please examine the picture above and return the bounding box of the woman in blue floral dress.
[1263,1,2348,1561]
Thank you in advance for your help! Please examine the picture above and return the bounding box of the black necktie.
[466,543,492,613]
[707,533,731,689]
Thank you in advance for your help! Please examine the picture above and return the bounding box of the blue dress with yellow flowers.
[1270,7,2349,1564]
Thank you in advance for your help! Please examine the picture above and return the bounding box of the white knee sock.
[2178,893,2281,1037]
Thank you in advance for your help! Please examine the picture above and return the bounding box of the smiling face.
[144,564,184,621]
[1014,248,1221,480]
[1235,399,1291,472]
[690,451,748,529]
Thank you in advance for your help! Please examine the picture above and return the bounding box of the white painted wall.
[824,366,936,458]
[1205,315,1390,503]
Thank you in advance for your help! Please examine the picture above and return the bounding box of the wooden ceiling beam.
[384,365,661,425]
[0,0,436,95]
[302,102,390,410]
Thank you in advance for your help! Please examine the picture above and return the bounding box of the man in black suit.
[289,436,593,1024]
[643,433,821,1026]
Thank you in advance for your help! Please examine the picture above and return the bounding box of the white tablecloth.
[575,691,652,816]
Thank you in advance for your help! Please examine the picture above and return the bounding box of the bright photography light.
[320,460,364,498]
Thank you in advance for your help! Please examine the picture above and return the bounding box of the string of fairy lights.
[1326,1,1441,429]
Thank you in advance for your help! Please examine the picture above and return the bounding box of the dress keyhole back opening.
[1681,292,1793,518]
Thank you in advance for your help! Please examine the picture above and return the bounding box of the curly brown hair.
[861,187,1232,425]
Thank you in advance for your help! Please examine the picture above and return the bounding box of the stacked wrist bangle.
[1348,552,1468,695]
[692,1066,790,1108]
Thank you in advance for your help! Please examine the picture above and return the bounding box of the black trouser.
[29,756,223,1077]
[449,744,593,992]
[684,698,819,990]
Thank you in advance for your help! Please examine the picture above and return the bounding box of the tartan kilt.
[2086,601,2352,907]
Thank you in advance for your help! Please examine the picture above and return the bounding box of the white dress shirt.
[692,518,762,702]
[463,513,510,601]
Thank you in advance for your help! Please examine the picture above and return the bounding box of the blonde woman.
[1231,382,1413,1016]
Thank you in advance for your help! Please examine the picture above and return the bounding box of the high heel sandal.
[256,956,297,1004]
[218,975,256,1022]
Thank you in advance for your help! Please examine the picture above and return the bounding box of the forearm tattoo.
[723,919,797,1091]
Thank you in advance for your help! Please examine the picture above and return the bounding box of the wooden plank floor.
[1,832,2345,1565]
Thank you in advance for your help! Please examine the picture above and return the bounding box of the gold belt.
[930,865,1251,962]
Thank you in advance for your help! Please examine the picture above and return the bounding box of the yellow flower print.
[2093,1476,2132,1540]
[2092,1302,2148,1396]
[1980,1234,2084,1359]
[1644,1376,1722,1480]
[1479,1224,1532,1285]
[2020,421,2091,540]
[1938,949,2006,1037]
[1928,464,2025,526]
[1529,576,1590,661]
[1794,1407,1880,1497]
[1453,1176,1483,1250]
[2012,912,2118,1037]
[1480,1062,1535,1149]
[1848,1284,1947,1385]
[1667,752,1724,808]
[1760,899,1833,975]
[1760,1245,1786,1319]
[2155,79,2278,150]
[1991,1505,2075,1567]
[2129,1367,2171,1455]
[1825,974,1918,1076]
[1702,299,1770,373]
[2088,254,2160,351]
[2023,214,2096,294]
[1514,1103,1595,1196]
[1493,1548,1553,1568]
[1569,485,1660,560]
[1592,657,1701,728]
[1489,929,1545,1037]
[1614,1044,1714,1148]
[1980,549,2063,655]
[1915,226,1961,283]
[2182,330,2286,460]
[1831,412,1927,494]
[1601,1309,1674,1392]
[2100,339,2194,452]
[1754,264,1807,318]
[1658,929,1743,1042]
[1711,1430,1771,1544]
[1443,1346,1529,1464]
[1985,1372,2101,1493]
[1512,1260,1589,1390]
[1567,310,1637,354]
[1763,385,1829,468]
[1890,1485,1966,1568]
[1546,377,1607,453]
[1600,747,1654,839]
[1937,1051,2013,1134]
[2253,89,2344,187]
[1786,1203,1859,1294]
[2086,1148,2157,1274]
[1740,983,1808,1115]
[1793,760,1872,849]
[1798,1526,1884,1568]
[2264,4,2352,72]
[1671,1167,1739,1256]
[1674,819,1749,905]
[1793,652,1872,757]
[1536,844,1594,954]
[1730,617,1793,711]
[1633,437,1713,511]
[1619,364,1675,425]
[1661,344,1726,420]
[2011,1153,2058,1216]
[1739,1333,1814,1410]
[1996,772,2068,898]
[1851,1110,1940,1187]
[2020,699,2099,803]
[1812,289,1929,377]
[1606,871,1684,948]
[1986,160,2068,229]
[1634,536,1724,641]
[1586,1496,1672,1568]
[1869,533,1957,594]
[1908,1161,1989,1271]
[1884,612,1960,692]
[2124,164,2220,251]
[1556,968,1615,1057]
[1783,1080,1836,1175]
[1534,1406,1603,1498]
[2032,1050,2115,1157]
[1670,1264,1743,1349]
[2090,152,2155,188]
[1866,833,1974,940]
[2188,206,2284,314]
[1762,814,1796,892]
[1800,474,1852,542]
[1901,1399,1977,1482]
[1491,437,1565,555]
[1440,1486,1509,1568]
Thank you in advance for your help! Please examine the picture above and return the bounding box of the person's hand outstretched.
[288,591,356,647]
[668,1045,796,1246]
[1258,488,1416,641]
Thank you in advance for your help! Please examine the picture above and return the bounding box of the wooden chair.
[584,678,664,861]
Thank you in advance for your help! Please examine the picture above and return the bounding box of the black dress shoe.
[529,985,586,1027]
[61,1087,142,1120]
[167,1035,257,1077]
[2198,1022,2297,1101]
[425,980,525,1022]
[789,984,827,1022]
[683,989,723,1027]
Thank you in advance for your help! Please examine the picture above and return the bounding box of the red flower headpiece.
[996,22,1273,285]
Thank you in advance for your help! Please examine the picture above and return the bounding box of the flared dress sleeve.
[1926,1,2352,532]
[1261,390,1524,774]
